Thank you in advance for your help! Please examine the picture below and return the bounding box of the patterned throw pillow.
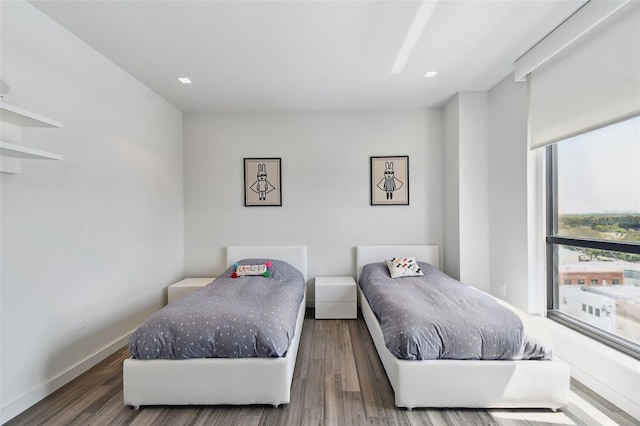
[385,257,424,279]
[231,261,272,278]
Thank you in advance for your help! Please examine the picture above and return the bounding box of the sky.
[557,116,640,215]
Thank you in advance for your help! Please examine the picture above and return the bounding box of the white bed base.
[357,245,570,411]
[123,246,307,408]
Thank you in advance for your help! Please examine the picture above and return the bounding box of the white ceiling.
[29,0,585,113]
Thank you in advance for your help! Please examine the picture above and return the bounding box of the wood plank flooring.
[6,311,638,426]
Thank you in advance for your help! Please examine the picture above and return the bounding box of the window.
[564,279,572,285]
[546,116,640,359]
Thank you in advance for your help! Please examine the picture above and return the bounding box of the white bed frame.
[357,245,570,411]
[123,246,307,408]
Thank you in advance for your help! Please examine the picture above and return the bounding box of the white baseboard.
[1,331,133,424]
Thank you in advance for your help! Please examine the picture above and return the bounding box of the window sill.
[543,316,640,420]
[547,310,640,360]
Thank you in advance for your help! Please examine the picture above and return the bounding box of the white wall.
[0,2,184,422]
[442,93,490,293]
[443,96,460,280]
[458,92,490,293]
[487,74,531,311]
[184,110,444,301]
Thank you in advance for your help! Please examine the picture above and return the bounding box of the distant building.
[560,270,623,286]
[560,285,616,332]
[559,264,623,286]
[557,254,640,342]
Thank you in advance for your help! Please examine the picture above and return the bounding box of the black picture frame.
[244,158,282,207]
[370,155,409,206]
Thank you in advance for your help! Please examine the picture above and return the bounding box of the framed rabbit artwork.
[370,155,409,206]
[244,158,282,206]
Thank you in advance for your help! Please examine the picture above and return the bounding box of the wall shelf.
[0,141,63,160]
[0,102,62,128]
[0,102,63,173]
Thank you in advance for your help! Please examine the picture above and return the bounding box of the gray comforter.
[359,262,551,361]
[129,259,305,360]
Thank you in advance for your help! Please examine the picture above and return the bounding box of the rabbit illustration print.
[251,163,274,201]
[377,161,403,200]
[244,158,282,206]
[370,156,409,205]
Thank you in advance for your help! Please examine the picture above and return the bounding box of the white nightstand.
[315,276,357,319]
[168,277,216,304]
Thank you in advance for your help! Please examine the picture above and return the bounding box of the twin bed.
[123,244,569,412]
[357,245,570,411]
[123,246,307,408]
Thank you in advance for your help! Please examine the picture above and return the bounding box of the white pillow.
[385,257,424,279]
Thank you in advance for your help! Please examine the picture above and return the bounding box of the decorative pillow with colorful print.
[231,261,272,278]
[385,257,424,279]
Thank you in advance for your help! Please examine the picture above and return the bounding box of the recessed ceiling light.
[178,77,192,84]
[424,71,438,78]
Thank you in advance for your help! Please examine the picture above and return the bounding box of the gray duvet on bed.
[359,262,551,361]
[129,259,305,360]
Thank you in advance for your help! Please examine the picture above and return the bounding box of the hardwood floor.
[6,311,638,426]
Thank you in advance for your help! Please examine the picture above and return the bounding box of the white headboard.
[356,245,440,281]
[226,246,307,282]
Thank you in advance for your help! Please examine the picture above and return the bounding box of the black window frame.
[545,144,640,360]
